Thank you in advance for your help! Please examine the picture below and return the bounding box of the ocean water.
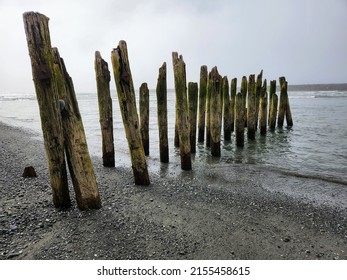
[0,87,346,183]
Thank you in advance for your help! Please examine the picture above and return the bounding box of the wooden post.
[111,41,150,185]
[259,79,268,135]
[255,70,263,130]
[209,67,223,157]
[188,82,198,153]
[222,76,232,141]
[247,74,256,140]
[268,80,278,130]
[139,83,150,156]
[52,48,101,210]
[172,52,191,170]
[278,77,293,127]
[230,78,237,132]
[94,51,115,167]
[156,62,169,163]
[235,92,245,147]
[241,76,248,127]
[197,65,208,143]
[23,12,70,208]
[205,72,212,148]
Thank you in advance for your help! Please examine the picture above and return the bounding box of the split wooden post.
[139,83,150,156]
[209,67,223,157]
[172,52,192,170]
[278,77,293,127]
[188,82,198,153]
[247,74,256,140]
[111,41,150,185]
[197,65,208,143]
[23,12,70,208]
[268,80,278,130]
[94,51,115,167]
[235,92,245,147]
[156,62,169,163]
[259,79,268,135]
[53,48,101,210]
[241,76,248,127]
[255,70,263,130]
[222,76,232,141]
[230,78,237,132]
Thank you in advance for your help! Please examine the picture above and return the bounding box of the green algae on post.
[139,82,150,156]
[188,82,198,153]
[198,65,208,143]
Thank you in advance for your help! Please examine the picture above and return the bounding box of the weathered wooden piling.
[23,12,70,208]
[197,65,208,143]
[235,92,245,147]
[278,77,293,127]
[188,82,198,153]
[94,51,115,167]
[241,76,248,127]
[268,80,278,130]
[230,78,237,132]
[205,72,212,148]
[255,70,263,130]
[156,62,169,163]
[209,67,223,157]
[247,74,256,140]
[111,41,150,185]
[259,79,268,135]
[172,52,192,170]
[222,76,232,141]
[53,48,101,210]
[139,82,150,156]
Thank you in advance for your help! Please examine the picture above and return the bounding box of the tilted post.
[94,51,115,167]
[197,65,208,143]
[156,62,169,163]
[172,52,192,170]
[23,12,70,208]
[111,41,150,185]
[139,82,150,156]
[53,48,101,210]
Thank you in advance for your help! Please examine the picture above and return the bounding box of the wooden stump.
[247,74,256,140]
[172,52,191,170]
[23,12,70,208]
[235,92,245,147]
[255,70,263,130]
[156,62,169,163]
[209,67,223,157]
[188,82,198,153]
[94,51,115,167]
[268,80,278,130]
[230,78,237,132]
[278,77,293,127]
[197,65,208,143]
[222,76,232,141]
[111,41,150,185]
[53,48,101,210]
[259,79,268,135]
[241,76,248,127]
[139,82,150,156]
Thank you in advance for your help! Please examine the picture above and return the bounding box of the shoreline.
[0,121,346,260]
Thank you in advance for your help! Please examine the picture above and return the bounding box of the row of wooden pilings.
[23,12,292,211]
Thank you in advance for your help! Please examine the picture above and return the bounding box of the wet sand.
[0,121,346,259]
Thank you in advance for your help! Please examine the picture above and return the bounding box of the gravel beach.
[0,121,346,260]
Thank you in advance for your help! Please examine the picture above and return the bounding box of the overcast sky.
[1,0,346,93]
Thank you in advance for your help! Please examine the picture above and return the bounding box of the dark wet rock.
[22,166,37,178]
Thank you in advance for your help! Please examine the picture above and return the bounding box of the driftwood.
[111,41,150,185]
